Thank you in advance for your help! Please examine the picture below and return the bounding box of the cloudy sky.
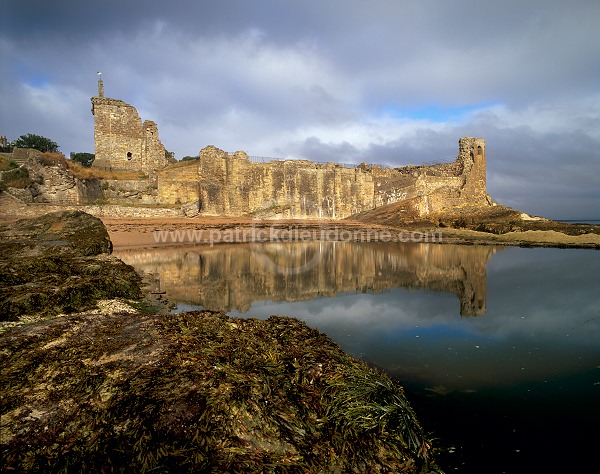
[1,0,599,219]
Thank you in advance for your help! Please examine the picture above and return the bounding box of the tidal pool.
[115,242,600,473]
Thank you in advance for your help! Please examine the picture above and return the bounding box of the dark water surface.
[115,242,600,473]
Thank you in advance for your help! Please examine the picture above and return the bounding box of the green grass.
[0,155,19,171]
[0,167,33,189]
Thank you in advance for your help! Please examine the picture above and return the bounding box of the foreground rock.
[1,309,440,473]
[0,211,141,320]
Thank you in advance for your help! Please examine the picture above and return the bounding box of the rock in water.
[0,211,141,320]
[0,210,112,257]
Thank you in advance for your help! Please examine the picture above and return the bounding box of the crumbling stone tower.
[91,78,169,174]
[458,136,487,203]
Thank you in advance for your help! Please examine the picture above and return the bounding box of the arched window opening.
[126,152,132,160]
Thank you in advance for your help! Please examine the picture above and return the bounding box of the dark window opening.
[477,146,483,156]
[126,152,132,160]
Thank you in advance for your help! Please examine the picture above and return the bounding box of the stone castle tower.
[91,77,170,174]
[457,136,486,203]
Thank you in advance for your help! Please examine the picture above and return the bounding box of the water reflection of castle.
[115,242,500,317]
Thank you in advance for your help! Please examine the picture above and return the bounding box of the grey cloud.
[2,0,599,219]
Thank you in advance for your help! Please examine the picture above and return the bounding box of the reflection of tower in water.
[459,250,489,317]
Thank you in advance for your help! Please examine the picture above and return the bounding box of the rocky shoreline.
[1,207,598,472]
[2,199,599,251]
[1,211,441,473]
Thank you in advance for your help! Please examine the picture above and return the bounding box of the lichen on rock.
[0,211,141,321]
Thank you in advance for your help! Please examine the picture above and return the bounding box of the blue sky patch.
[382,102,500,122]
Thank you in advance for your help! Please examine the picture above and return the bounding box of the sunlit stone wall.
[91,79,170,175]
[157,138,489,219]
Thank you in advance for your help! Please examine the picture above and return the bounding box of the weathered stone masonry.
[158,147,376,219]
[371,136,488,218]
[157,137,489,219]
[89,85,489,218]
[91,79,169,175]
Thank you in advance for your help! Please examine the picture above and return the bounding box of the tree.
[70,152,95,167]
[165,150,177,164]
[14,133,59,153]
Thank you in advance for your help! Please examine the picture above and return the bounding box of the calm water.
[114,242,600,473]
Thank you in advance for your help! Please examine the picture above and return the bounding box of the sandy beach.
[102,216,600,250]
[2,205,599,249]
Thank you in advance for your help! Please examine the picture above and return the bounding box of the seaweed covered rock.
[0,211,141,320]
[1,310,441,473]
[433,204,600,236]
[0,210,112,257]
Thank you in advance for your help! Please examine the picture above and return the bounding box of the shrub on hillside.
[1,167,34,189]
[39,152,69,168]
[0,155,19,172]
[71,152,95,167]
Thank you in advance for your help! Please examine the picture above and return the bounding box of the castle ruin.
[90,84,489,219]
[91,78,170,174]
[157,137,488,219]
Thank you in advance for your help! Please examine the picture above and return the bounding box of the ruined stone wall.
[0,200,185,219]
[34,164,81,204]
[157,137,488,219]
[87,83,486,217]
[6,156,103,205]
[76,179,104,203]
[369,137,488,217]
[157,163,200,205]
[158,146,376,219]
[91,98,143,172]
[101,179,159,205]
[456,136,487,203]
[87,82,487,218]
[91,85,169,175]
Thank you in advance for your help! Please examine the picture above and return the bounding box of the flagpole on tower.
[97,71,104,98]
